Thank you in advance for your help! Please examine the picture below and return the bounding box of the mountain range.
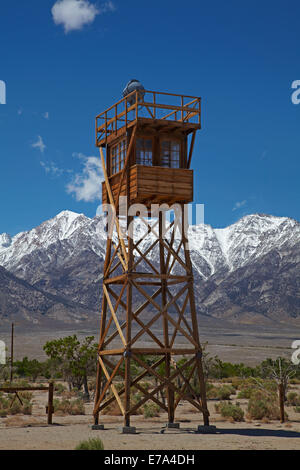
[0,210,299,328]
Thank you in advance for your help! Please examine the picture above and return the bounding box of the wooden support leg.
[159,213,175,424]
[182,205,209,426]
[124,216,133,428]
[94,301,108,420]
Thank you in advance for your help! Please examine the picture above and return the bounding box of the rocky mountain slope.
[0,210,299,326]
[0,265,97,326]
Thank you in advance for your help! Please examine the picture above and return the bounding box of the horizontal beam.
[0,387,49,392]
[98,348,199,356]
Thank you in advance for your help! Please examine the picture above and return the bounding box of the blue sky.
[0,0,299,235]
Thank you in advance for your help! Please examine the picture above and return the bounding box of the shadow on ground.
[218,428,300,438]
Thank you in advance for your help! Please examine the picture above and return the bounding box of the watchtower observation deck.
[96,89,201,208]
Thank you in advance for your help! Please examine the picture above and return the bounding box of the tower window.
[161,140,180,168]
[136,138,153,166]
[111,139,126,174]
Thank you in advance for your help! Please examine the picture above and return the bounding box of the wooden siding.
[102,165,193,206]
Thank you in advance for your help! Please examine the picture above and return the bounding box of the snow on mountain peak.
[55,210,83,220]
[0,211,299,283]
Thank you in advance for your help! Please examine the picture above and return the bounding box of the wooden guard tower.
[93,85,210,429]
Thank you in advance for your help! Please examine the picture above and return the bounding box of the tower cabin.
[96,81,201,209]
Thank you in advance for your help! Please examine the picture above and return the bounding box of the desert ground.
[1,323,300,450]
[0,388,300,450]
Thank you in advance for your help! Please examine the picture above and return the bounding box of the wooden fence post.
[279,382,285,423]
[48,382,54,425]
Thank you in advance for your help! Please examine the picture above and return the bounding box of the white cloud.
[99,1,116,13]
[66,153,103,202]
[40,160,65,177]
[52,0,114,33]
[32,135,46,154]
[43,111,49,119]
[232,200,247,212]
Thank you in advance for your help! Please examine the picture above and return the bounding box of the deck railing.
[96,90,201,146]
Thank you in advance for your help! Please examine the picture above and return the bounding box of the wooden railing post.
[48,381,54,425]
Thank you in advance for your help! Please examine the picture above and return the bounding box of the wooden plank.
[103,285,127,347]
[98,356,166,413]
[141,101,200,114]
[98,349,125,356]
[100,147,128,265]
[130,348,198,355]
[103,288,162,349]
[98,356,125,416]
[0,387,49,392]
[94,357,124,413]
[187,131,196,169]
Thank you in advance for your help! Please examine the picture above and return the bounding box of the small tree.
[14,357,43,382]
[43,335,98,399]
[260,357,297,423]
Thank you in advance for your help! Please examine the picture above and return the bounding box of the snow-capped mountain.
[0,210,299,326]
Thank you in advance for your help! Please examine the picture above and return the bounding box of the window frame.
[135,135,154,167]
[159,137,181,169]
[109,138,127,176]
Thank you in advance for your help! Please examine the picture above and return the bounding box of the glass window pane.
[161,140,180,168]
[111,139,127,174]
[136,138,152,166]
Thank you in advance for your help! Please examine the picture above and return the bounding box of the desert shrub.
[0,393,32,416]
[2,379,31,388]
[61,390,79,399]
[207,385,235,400]
[218,385,235,399]
[0,395,10,418]
[21,401,33,415]
[0,395,10,409]
[208,358,260,379]
[9,401,29,415]
[142,402,160,418]
[215,401,244,421]
[69,399,85,415]
[53,398,85,415]
[287,392,300,406]
[290,378,300,385]
[237,383,256,399]
[19,391,33,401]
[140,381,151,391]
[75,438,104,450]
[237,378,277,399]
[88,379,96,391]
[101,388,143,416]
[231,377,244,390]
[247,391,286,421]
[205,382,214,394]
[206,386,218,399]
[54,383,67,395]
